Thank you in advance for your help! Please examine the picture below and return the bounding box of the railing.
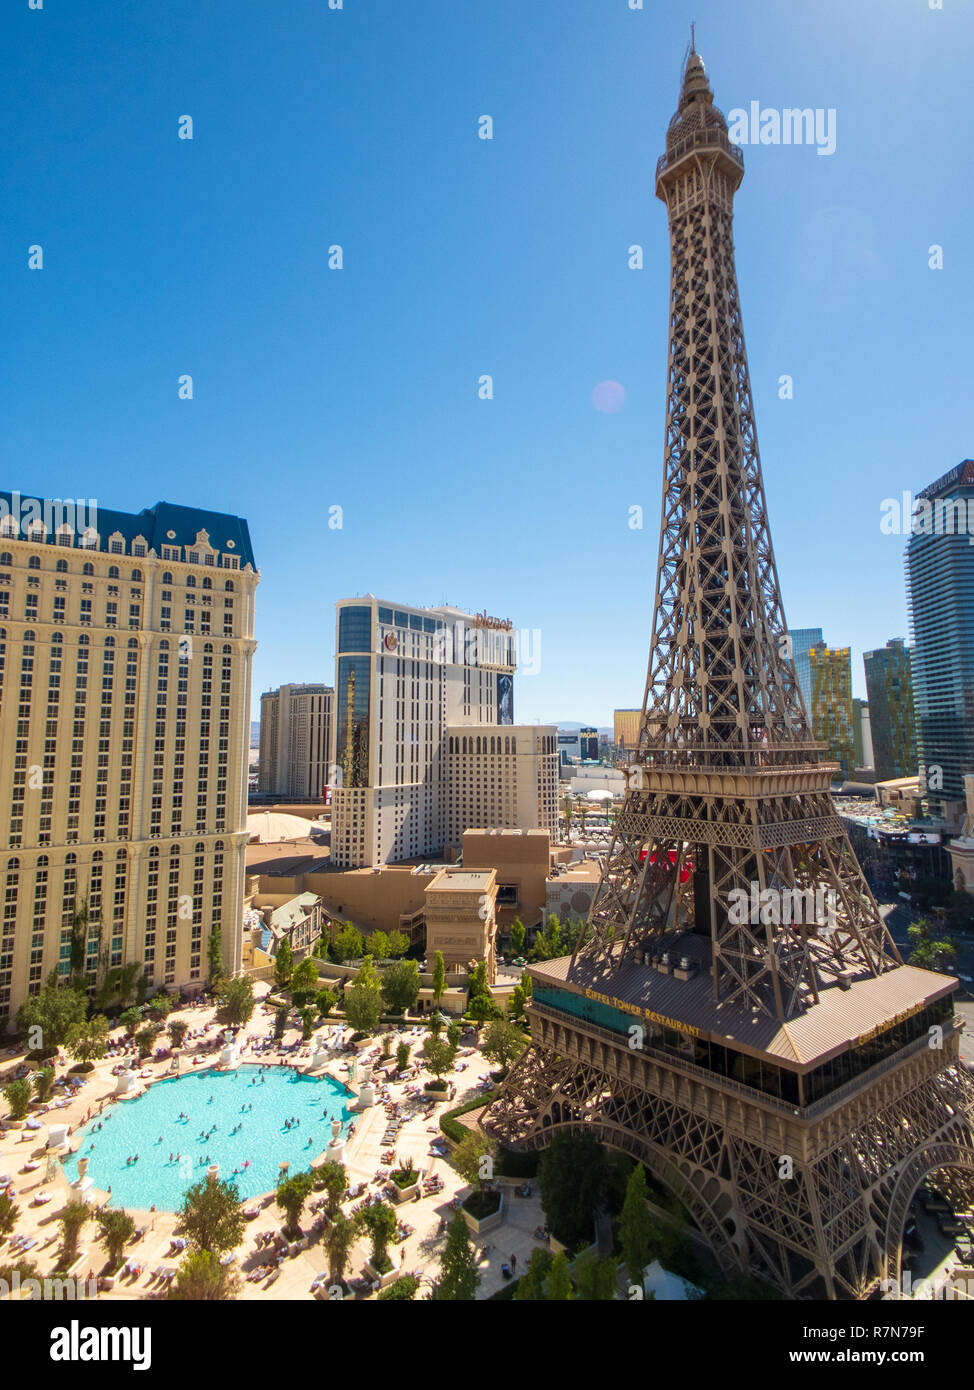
[656,132,745,180]
[527,1002,798,1118]
[528,1002,961,1123]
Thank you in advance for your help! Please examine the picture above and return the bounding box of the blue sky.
[3,0,971,724]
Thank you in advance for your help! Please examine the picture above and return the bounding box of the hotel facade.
[258,682,333,801]
[0,493,257,1025]
[330,596,558,867]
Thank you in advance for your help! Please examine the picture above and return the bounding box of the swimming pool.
[63,1065,351,1212]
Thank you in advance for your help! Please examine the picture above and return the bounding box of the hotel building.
[0,493,257,1025]
[809,641,855,778]
[863,639,916,782]
[258,682,333,800]
[907,461,974,823]
[329,596,558,867]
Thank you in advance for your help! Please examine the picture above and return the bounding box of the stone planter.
[388,1170,423,1204]
[363,1258,401,1289]
[424,1082,451,1100]
[461,1191,504,1236]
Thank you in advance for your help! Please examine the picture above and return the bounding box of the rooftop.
[427,869,495,894]
[531,945,956,1069]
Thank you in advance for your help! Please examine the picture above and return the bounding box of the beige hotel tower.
[0,492,257,1025]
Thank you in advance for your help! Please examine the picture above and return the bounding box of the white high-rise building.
[330,597,556,866]
[258,682,333,800]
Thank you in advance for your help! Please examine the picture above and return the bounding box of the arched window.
[0,552,11,566]
[186,575,196,588]
[202,576,212,590]
[131,568,142,581]
[163,572,173,586]
[116,847,127,860]
[128,637,138,649]
[56,558,68,573]
[83,562,94,576]
[105,636,115,648]
[66,852,76,865]
[203,643,213,653]
[28,555,40,570]
[224,580,234,593]
[52,632,62,645]
[222,644,232,654]
[108,566,119,579]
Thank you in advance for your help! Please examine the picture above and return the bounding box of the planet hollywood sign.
[472,611,513,631]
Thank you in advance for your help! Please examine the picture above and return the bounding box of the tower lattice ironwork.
[485,47,974,1299]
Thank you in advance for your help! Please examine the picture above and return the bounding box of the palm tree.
[322,1211,356,1290]
[96,1208,135,1272]
[57,1197,90,1271]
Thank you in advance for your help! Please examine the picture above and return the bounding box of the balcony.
[656,130,744,181]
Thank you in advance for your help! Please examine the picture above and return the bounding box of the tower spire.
[568,47,900,1020]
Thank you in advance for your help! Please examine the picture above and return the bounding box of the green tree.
[572,1250,619,1300]
[207,923,225,988]
[119,1007,142,1037]
[395,1041,410,1073]
[68,898,91,980]
[508,984,526,1020]
[355,954,380,988]
[452,1130,494,1194]
[177,1176,245,1256]
[467,994,501,1024]
[544,1250,574,1300]
[331,923,364,963]
[509,919,526,956]
[16,971,87,1053]
[322,1210,356,1289]
[168,1019,188,1049]
[291,956,319,996]
[134,1024,159,1060]
[216,975,255,1028]
[381,959,421,1015]
[431,1213,479,1300]
[345,981,382,1035]
[66,1015,111,1068]
[300,1006,317,1040]
[2,1079,31,1122]
[170,1249,240,1301]
[907,918,957,971]
[481,1019,527,1077]
[148,991,173,1022]
[274,1005,290,1039]
[57,1196,90,1271]
[357,1201,398,1271]
[369,931,391,961]
[422,1035,455,1083]
[316,1160,348,1220]
[431,950,446,1003]
[530,913,568,962]
[514,1246,553,1300]
[276,1170,315,1237]
[32,1066,55,1104]
[377,1274,419,1300]
[0,1193,18,1240]
[538,1132,607,1253]
[315,988,337,1019]
[96,1208,135,1271]
[274,937,294,988]
[446,1018,462,1051]
[619,1164,656,1283]
[387,930,410,959]
[467,960,489,1003]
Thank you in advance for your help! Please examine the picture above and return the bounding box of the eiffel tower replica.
[486,44,974,1299]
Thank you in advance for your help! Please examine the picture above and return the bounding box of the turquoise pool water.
[63,1065,351,1212]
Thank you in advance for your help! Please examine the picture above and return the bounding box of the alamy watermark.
[726,103,836,157]
[0,492,98,539]
[881,491,974,545]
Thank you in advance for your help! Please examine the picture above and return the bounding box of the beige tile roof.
[531,953,956,1068]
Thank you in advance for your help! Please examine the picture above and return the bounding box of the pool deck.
[0,983,545,1300]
